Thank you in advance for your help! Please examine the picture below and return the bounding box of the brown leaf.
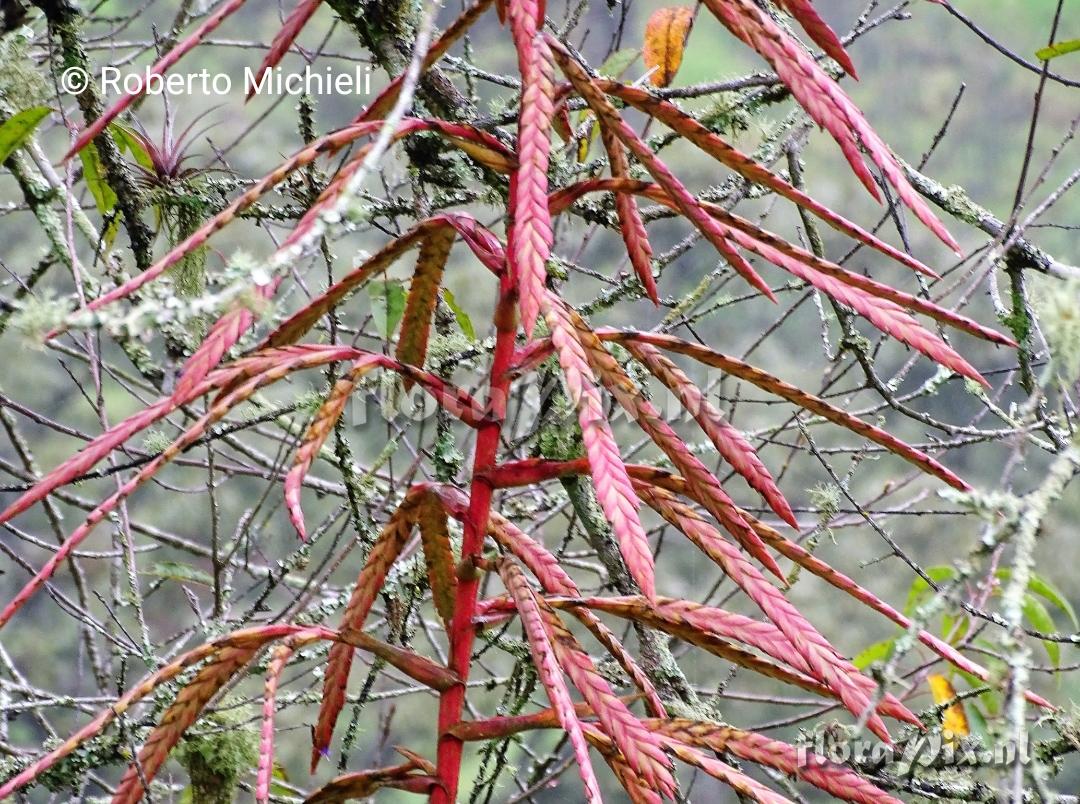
[396,226,455,383]
[312,498,419,771]
[303,757,434,804]
[416,493,458,627]
[643,7,694,87]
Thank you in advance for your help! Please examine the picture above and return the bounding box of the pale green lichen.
[9,290,69,347]
[939,486,1022,524]
[1034,277,1080,380]
[426,328,478,370]
[52,248,279,347]
[663,273,735,327]
[940,184,986,227]
[545,255,571,282]
[379,370,408,420]
[807,482,841,521]
[0,27,48,111]
[0,733,125,795]
[625,349,653,401]
[295,387,328,414]
[697,90,755,136]
[142,429,172,454]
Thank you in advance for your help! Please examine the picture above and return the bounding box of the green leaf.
[941,612,969,642]
[441,288,475,340]
[599,48,640,79]
[369,280,407,340]
[79,142,118,215]
[0,106,50,165]
[904,565,958,616]
[957,664,1001,717]
[996,569,1078,629]
[269,761,291,795]
[853,638,895,670]
[143,561,214,587]
[110,122,154,171]
[1036,39,1080,61]
[1021,594,1060,665]
[966,703,991,742]
[79,142,121,245]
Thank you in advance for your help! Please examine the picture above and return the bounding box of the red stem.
[430,273,518,803]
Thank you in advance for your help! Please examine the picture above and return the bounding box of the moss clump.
[166,194,211,299]
[433,420,464,480]
[1002,294,1032,348]
[699,91,755,136]
[536,384,582,462]
[173,706,259,804]
[426,329,477,369]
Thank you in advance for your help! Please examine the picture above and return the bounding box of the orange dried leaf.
[928,673,970,744]
[643,7,694,88]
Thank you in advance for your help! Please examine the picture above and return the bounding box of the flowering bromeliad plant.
[0,0,1057,802]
